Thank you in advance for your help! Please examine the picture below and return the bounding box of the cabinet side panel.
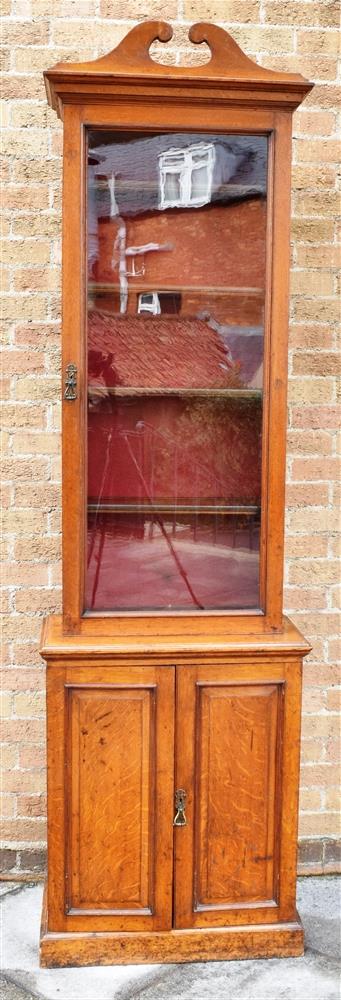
[46,662,67,928]
[264,113,293,626]
[67,686,154,912]
[195,683,279,908]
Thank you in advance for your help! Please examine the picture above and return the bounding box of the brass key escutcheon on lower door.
[173,789,187,826]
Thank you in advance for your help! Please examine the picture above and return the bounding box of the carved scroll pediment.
[65,20,293,79]
[44,20,313,116]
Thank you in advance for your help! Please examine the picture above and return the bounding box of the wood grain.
[40,875,304,966]
[44,24,312,635]
[67,687,154,912]
[46,663,175,932]
[40,19,312,967]
[41,633,307,956]
[61,105,85,633]
[174,659,302,929]
[195,683,279,908]
[44,21,312,119]
[59,78,308,636]
[41,614,311,659]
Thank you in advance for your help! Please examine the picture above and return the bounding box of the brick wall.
[1,1,340,877]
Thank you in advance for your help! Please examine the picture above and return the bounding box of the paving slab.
[1,877,340,1000]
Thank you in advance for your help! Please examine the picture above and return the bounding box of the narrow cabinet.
[41,636,307,965]
[41,20,312,966]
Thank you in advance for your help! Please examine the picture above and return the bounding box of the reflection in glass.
[86,131,267,611]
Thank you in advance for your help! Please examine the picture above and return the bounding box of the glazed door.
[62,665,174,932]
[174,663,287,928]
[86,128,267,617]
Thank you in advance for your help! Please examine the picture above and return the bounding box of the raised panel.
[68,687,154,911]
[174,664,286,929]
[195,683,279,908]
[60,666,174,932]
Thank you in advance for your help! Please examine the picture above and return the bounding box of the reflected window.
[138,292,161,315]
[159,143,215,209]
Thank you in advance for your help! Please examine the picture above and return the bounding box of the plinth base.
[40,887,304,968]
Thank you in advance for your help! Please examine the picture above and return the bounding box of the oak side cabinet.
[40,21,313,967]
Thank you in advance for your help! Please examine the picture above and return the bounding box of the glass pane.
[86,131,267,612]
[190,164,209,201]
[164,170,181,204]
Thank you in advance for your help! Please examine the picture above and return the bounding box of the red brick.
[18,794,47,818]
[1,564,49,586]
[1,73,44,101]
[2,771,45,793]
[289,324,333,350]
[291,457,340,481]
[1,818,47,841]
[301,764,340,788]
[15,589,61,614]
[1,350,45,376]
[11,644,42,668]
[2,186,49,211]
[19,746,46,769]
[285,536,328,558]
[291,406,340,430]
[14,323,60,348]
[303,664,340,686]
[1,21,49,45]
[285,484,329,507]
[1,404,47,430]
[327,689,341,711]
[292,352,341,377]
[1,669,44,692]
[285,588,327,611]
[287,430,333,455]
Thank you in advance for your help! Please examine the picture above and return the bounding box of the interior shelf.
[87,502,261,514]
[87,386,263,398]
[88,282,264,296]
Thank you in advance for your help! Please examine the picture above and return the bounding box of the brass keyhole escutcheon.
[173,788,187,827]
[64,363,77,400]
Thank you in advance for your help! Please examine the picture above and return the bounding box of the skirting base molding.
[40,887,304,968]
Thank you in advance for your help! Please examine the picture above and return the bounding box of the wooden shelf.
[88,283,265,297]
[87,503,261,515]
[87,386,262,399]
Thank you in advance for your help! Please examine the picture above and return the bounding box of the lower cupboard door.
[62,665,175,932]
[174,664,290,929]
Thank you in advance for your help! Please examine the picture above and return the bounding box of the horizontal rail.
[88,283,264,297]
[88,503,261,515]
[88,386,263,398]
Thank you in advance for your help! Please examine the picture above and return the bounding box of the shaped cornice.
[44,20,313,118]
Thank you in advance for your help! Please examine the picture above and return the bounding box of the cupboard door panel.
[64,667,174,931]
[174,665,284,929]
[196,683,278,907]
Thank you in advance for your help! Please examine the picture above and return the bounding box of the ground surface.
[1,877,340,999]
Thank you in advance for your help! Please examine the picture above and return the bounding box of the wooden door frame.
[60,102,293,637]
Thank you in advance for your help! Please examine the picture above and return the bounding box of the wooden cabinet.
[41,627,308,964]
[40,21,312,966]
